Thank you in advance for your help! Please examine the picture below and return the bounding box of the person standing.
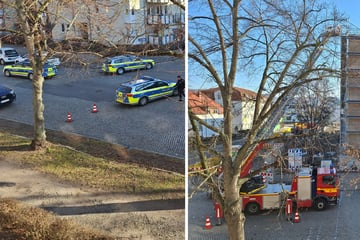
[175,75,185,101]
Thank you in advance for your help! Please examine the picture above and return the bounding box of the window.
[322,176,335,185]
[143,83,157,90]
[155,81,168,87]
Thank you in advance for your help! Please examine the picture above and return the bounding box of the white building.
[1,0,185,46]
[188,91,224,138]
[200,87,264,132]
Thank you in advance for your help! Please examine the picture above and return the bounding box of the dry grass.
[0,132,185,197]
[0,199,115,240]
[0,132,185,239]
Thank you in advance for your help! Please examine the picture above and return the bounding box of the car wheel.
[28,73,33,80]
[4,70,11,77]
[116,68,125,75]
[245,202,260,215]
[139,97,148,106]
[314,198,327,211]
[0,59,4,65]
[145,63,153,70]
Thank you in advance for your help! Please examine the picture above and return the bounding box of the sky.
[188,0,360,91]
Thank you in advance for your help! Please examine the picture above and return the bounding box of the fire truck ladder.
[239,27,338,177]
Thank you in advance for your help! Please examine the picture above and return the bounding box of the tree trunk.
[31,70,47,150]
[224,182,246,240]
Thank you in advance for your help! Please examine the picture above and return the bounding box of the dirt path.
[0,159,185,239]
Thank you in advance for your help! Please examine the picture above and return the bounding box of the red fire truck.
[242,167,339,214]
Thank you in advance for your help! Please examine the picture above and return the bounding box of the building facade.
[199,87,262,132]
[188,91,224,138]
[0,0,185,46]
[341,34,360,148]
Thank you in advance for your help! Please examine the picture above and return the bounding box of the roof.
[189,90,224,115]
[123,79,149,86]
[198,87,260,101]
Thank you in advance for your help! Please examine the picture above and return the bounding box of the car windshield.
[103,58,113,64]
[5,50,18,56]
[117,85,132,93]
[44,62,55,68]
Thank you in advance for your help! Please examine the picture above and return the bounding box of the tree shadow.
[0,144,31,151]
[42,198,185,216]
[0,182,16,187]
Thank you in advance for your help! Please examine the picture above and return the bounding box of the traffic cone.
[293,209,300,223]
[92,103,98,113]
[204,215,212,230]
[67,112,72,122]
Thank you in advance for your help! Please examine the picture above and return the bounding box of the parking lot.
[0,45,185,159]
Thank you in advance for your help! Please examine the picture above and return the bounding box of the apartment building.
[188,90,224,138]
[199,87,263,132]
[341,34,360,148]
[0,0,185,46]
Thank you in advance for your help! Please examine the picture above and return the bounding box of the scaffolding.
[340,21,360,148]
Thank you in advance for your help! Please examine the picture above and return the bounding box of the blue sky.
[334,1,360,28]
[188,1,360,91]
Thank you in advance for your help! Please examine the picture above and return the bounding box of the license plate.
[1,99,9,103]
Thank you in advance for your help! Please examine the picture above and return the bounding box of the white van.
[0,47,20,65]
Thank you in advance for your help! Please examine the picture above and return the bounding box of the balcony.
[147,15,171,25]
[147,0,169,3]
[148,34,175,45]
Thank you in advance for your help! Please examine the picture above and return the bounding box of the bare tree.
[188,0,342,239]
[14,0,53,149]
[295,80,338,132]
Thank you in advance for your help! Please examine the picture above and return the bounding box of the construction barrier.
[214,201,223,226]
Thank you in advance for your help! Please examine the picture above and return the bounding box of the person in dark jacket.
[175,75,185,101]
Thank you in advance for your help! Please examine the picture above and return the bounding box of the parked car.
[0,47,20,65]
[102,55,155,75]
[115,77,178,106]
[0,85,16,105]
[15,53,61,66]
[3,60,58,80]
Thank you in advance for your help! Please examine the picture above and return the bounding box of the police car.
[115,78,178,106]
[3,60,58,80]
[102,55,155,75]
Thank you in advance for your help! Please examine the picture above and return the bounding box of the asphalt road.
[188,172,360,239]
[0,47,185,159]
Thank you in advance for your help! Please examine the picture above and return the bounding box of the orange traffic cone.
[92,103,98,113]
[67,112,72,122]
[294,209,300,223]
[204,215,212,230]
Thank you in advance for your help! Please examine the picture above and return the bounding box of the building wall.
[213,89,256,132]
[0,0,184,46]
[49,0,184,45]
[342,36,360,148]
[197,114,223,138]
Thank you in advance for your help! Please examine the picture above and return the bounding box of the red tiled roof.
[188,90,224,115]
[198,87,259,101]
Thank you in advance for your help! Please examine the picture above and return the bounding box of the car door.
[155,81,172,96]
[142,82,159,100]
[133,56,145,69]
[124,56,136,70]
[9,63,25,76]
